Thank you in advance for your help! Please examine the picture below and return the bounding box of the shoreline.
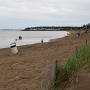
[0,31,69,50]
[0,30,68,49]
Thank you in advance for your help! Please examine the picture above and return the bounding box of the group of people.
[15,36,22,42]
[15,36,44,43]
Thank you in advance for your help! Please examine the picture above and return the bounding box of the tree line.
[22,23,90,31]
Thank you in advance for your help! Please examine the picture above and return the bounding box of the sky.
[0,0,90,29]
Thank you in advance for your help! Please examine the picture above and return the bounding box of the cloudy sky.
[0,0,90,29]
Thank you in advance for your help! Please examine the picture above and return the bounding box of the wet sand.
[0,31,90,90]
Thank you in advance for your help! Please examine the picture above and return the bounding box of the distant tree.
[25,27,30,31]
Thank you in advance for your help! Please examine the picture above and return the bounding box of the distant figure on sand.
[15,39,17,42]
[76,32,80,36]
[19,36,22,40]
[41,39,43,43]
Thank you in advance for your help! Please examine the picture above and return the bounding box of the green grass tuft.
[53,43,90,90]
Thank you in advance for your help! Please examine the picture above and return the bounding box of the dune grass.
[54,43,90,90]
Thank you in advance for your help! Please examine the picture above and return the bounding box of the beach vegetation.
[53,43,90,90]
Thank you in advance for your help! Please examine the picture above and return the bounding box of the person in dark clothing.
[19,36,22,40]
[41,39,43,43]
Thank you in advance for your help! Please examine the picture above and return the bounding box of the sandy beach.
[0,31,90,90]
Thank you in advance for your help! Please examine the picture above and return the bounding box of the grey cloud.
[0,0,90,29]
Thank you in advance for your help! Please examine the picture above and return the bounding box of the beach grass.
[53,43,90,90]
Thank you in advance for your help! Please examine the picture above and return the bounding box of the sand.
[0,31,90,90]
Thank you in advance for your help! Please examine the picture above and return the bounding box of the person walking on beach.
[41,39,43,43]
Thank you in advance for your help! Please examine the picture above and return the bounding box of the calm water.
[0,31,68,48]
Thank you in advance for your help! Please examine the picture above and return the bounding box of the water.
[0,30,68,48]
